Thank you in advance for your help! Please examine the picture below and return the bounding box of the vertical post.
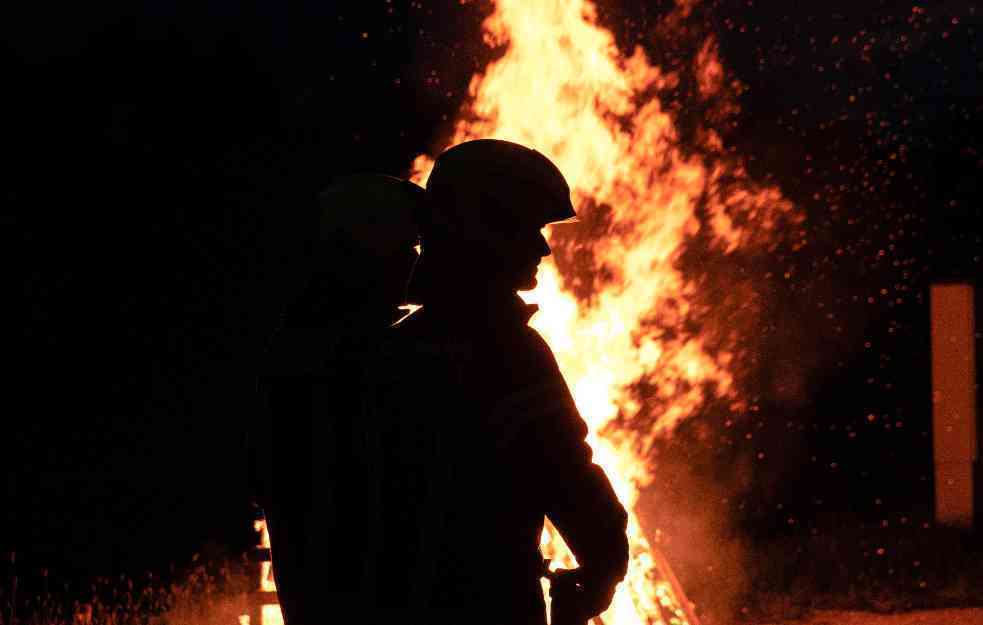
[930,282,978,529]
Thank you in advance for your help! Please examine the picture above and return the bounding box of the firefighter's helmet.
[318,174,423,256]
[422,139,576,244]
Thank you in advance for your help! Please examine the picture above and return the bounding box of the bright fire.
[408,1,797,624]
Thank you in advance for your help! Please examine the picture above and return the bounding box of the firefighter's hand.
[547,568,616,625]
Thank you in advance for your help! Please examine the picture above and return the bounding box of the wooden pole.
[649,543,702,625]
[930,282,977,529]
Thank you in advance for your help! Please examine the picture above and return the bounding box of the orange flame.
[410,1,798,623]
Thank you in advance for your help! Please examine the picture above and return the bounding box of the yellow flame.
[410,1,796,623]
[261,604,283,625]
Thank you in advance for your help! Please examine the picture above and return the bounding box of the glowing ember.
[410,0,798,623]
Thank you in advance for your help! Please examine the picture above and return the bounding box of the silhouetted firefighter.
[372,139,629,625]
[252,174,423,625]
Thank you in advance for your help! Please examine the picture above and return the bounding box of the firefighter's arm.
[521,330,630,615]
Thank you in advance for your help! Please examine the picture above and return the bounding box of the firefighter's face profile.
[499,221,551,292]
[479,190,554,292]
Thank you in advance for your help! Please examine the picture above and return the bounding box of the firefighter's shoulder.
[486,326,582,445]
[509,324,565,381]
[387,308,474,357]
[261,327,376,378]
[260,328,334,378]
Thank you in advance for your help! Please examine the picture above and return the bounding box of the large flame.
[410,1,798,624]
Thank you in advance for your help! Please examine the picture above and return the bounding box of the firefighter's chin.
[517,279,537,293]
[516,268,539,292]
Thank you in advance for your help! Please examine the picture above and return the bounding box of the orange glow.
[410,1,797,623]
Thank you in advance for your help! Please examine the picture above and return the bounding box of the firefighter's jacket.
[364,295,630,624]
[255,297,629,625]
[253,314,392,625]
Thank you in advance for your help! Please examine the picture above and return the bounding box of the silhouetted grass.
[0,553,253,625]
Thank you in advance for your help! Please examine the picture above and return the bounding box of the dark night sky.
[8,0,982,583]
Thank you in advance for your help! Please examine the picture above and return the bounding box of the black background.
[8,0,982,583]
